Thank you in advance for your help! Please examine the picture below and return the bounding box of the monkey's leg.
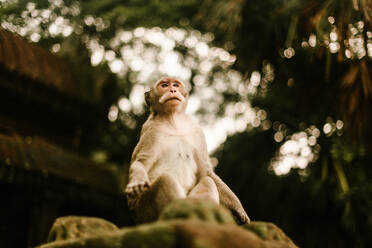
[188,176,219,204]
[134,173,186,223]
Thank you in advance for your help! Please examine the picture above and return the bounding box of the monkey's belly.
[148,136,198,194]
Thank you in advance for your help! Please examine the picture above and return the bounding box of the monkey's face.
[148,77,188,114]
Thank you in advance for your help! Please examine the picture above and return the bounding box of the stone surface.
[47,216,119,242]
[174,220,297,248]
[243,221,296,245]
[158,198,236,224]
[37,199,298,248]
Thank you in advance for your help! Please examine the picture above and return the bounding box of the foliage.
[197,0,372,246]
[195,0,372,143]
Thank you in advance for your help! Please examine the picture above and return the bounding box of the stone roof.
[0,132,120,194]
[0,28,119,194]
[0,28,77,97]
[0,28,108,148]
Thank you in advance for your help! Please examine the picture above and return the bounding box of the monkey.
[124,77,250,224]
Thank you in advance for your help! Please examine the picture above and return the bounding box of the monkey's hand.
[125,180,150,199]
[125,180,150,210]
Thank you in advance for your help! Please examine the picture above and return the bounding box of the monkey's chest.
[149,135,198,193]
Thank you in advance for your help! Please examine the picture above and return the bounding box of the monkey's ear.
[144,91,151,106]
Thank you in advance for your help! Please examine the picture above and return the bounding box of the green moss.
[118,221,176,248]
[158,198,236,225]
[243,222,269,239]
[243,221,293,243]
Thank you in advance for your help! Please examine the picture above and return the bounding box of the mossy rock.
[158,198,236,224]
[38,221,176,248]
[47,216,119,242]
[243,221,297,246]
[38,220,298,248]
[37,200,298,248]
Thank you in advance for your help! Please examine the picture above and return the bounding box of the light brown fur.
[125,77,250,224]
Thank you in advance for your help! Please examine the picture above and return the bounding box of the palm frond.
[194,0,244,39]
[341,60,372,139]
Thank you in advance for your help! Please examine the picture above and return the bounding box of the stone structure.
[0,28,130,248]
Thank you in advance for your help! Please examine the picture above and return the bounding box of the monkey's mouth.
[165,97,181,102]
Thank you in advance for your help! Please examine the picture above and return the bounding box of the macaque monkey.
[125,77,250,224]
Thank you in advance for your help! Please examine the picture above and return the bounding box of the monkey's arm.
[194,127,250,224]
[208,171,250,224]
[125,158,151,210]
[126,160,150,194]
[125,129,159,208]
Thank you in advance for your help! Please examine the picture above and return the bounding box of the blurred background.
[0,0,372,247]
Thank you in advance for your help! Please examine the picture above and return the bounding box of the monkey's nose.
[170,89,176,93]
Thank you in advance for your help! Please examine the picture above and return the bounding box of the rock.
[158,198,236,224]
[37,199,298,248]
[38,220,297,248]
[173,220,297,248]
[47,216,119,242]
[38,221,175,248]
[243,221,297,245]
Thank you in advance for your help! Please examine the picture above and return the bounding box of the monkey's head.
[145,77,189,115]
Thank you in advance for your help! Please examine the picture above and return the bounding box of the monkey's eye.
[161,83,169,88]
[172,82,180,87]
